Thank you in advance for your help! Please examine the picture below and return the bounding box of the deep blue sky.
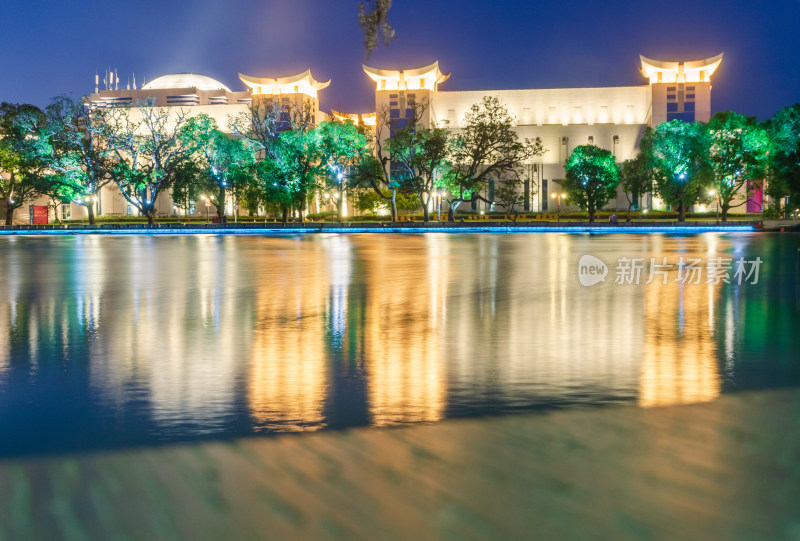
[1,0,798,121]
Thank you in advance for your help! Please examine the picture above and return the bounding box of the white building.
[363,54,723,213]
[21,55,726,223]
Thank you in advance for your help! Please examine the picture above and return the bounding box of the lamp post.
[202,194,213,223]
[709,189,719,223]
[551,192,566,222]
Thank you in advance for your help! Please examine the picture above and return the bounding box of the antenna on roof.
[95,72,99,94]
[133,73,137,90]
[127,78,130,91]
[115,69,119,90]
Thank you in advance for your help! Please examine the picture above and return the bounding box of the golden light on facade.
[238,69,330,99]
[362,61,451,92]
[640,54,723,84]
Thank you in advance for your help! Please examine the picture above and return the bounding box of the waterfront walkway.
[0,220,766,236]
[1,388,799,540]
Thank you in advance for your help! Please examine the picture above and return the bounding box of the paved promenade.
[1,388,799,540]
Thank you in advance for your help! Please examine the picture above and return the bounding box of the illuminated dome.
[142,73,231,92]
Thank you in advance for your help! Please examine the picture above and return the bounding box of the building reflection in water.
[89,236,252,433]
[248,238,328,432]
[359,234,446,427]
[2,232,782,455]
[639,234,722,407]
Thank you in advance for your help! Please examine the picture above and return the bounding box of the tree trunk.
[390,191,398,222]
[420,195,429,222]
[678,202,686,222]
[281,205,288,224]
[588,208,595,223]
[5,206,14,225]
[217,188,226,223]
[448,201,461,222]
[336,197,343,223]
[146,210,156,226]
[721,204,730,222]
[87,204,95,225]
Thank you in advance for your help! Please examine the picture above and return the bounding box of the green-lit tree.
[562,145,620,223]
[619,154,652,220]
[441,96,542,221]
[317,119,368,222]
[97,100,193,225]
[388,123,450,221]
[0,103,47,225]
[706,112,770,221]
[40,96,116,224]
[272,104,322,222]
[181,114,255,223]
[766,104,800,217]
[641,120,710,222]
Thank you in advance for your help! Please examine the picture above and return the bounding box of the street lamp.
[201,194,214,223]
[709,189,719,223]
[551,192,567,222]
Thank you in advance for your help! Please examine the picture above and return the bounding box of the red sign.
[33,205,48,225]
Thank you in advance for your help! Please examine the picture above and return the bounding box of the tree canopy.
[641,120,710,221]
[563,145,620,223]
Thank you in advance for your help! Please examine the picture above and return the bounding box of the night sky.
[1,0,798,121]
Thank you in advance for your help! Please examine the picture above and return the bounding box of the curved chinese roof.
[362,61,451,91]
[238,69,330,98]
[640,53,723,84]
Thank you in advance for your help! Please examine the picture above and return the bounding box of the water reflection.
[362,235,445,426]
[248,238,328,432]
[0,232,797,456]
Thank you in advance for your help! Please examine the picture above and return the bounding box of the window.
[667,102,679,113]
[407,93,415,98]
[389,101,398,107]
[390,108,400,119]
[542,179,548,211]
[686,94,695,100]
[667,111,695,122]
[127,203,133,216]
[405,108,415,119]
[61,204,71,221]
[667,94,676,100]
[588,135,594,144]
[684,102,695,112]
[667,86,676,92]
[390,93,398,99]
[687,86,695,91]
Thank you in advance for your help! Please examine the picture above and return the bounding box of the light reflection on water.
[0,232,798,456]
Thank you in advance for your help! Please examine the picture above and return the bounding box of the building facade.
[363,55,722,213]
[20,55,727,223]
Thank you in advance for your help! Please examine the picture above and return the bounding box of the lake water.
[1,232,798,457]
